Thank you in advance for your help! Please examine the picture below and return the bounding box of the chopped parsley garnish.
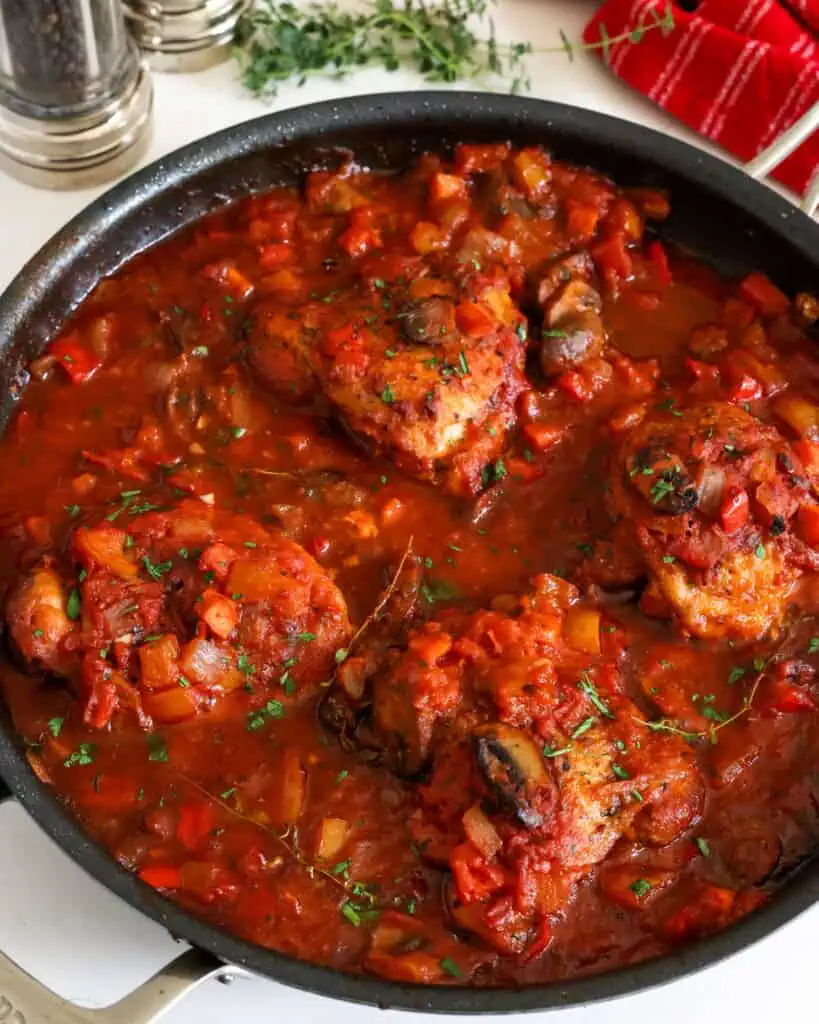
[458,350,470,376]
[612,762,630,780]
[142,555,172,580]
[694,837,711,857]
[577,673,613,718]
[335,769,350,784]
[542,328,567,338]
[231,426,248,440]
[440,957,461,978]
[571,716,596,739]
[64,504,81,518]
[341,902,362,926]
[727,665,747,684]
[47,717,64,738]
[755,543,766,559]
[809,637,819,654]
[191,345,209,357]
[420,578,460,604]
[64,742,95,767]
[147,733,169,762]
[246,699,285,731]
[628,878,652,899]
[380,384,395,404]
[66,588,81,621]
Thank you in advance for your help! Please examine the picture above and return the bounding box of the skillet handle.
[744,102,819,217]
[0,946,241,1024]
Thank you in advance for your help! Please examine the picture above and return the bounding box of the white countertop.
[0,2,814,1022]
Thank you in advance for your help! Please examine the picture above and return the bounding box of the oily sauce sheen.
[3,143,819,986]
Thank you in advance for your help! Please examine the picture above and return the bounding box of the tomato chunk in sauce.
[3,143,819,987]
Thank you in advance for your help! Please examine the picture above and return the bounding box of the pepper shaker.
[123,0,250,72]
[0,0,153,188]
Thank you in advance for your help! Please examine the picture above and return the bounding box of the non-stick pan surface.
[1,92,819,1015]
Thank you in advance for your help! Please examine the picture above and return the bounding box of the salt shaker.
[0,0,153,189]
[123,0,250,72]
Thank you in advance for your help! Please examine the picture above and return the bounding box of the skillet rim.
[1,90,819,1015]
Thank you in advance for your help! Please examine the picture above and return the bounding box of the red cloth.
[583,0,819,195]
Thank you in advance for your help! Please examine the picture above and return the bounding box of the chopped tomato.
[177,801,215,850]
[139,864,182,889]
[738,271,789,317]
[451,842,505,904]
[51,332,103,384]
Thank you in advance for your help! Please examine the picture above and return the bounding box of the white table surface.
[0,2,814,1022]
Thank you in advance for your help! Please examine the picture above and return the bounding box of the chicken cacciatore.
[2,142,819,987]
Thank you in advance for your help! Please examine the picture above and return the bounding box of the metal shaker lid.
[123,0,251,72]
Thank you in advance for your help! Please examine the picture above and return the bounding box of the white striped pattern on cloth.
[700,37,759,134]
[610,0,655,74]
[658,18,713,105]
[757,58,819,151]
[735,0,773,35]
[648,14,704,101]
[713,40,767,140]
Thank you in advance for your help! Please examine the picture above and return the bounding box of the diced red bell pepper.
[720,296,756,328]
[647,240,672,287]
[661,884,736,941]
[450,841,505,905]
[455,301,495,338]
[259,243,292,270]
[522,422,564,452]
[51,332,103,384]
[759,679,817,715]
[797,503,819,547]
[793,439,819,476]
[592,235,633,282]
[338,223,381,258]
[686,357,720,384]
[738,271,789,317]
[719,487,749,534]
[726,372,762,403]
[323,322,360,355]
[177,800,215,850]
[139,864,182,889]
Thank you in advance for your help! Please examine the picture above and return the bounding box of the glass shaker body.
[0,0,153,188]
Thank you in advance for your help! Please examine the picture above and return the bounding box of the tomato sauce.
[2,142,819,987]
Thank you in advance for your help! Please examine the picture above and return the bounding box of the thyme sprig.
[635,649,781,745]
[235,0,675,98]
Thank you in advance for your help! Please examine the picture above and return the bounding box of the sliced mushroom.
[546,278,602,324]
[541,311,606,376]
[472,723,556,829]
[538,277,605,376]
[535,252,594,307]
[396,297,456,346]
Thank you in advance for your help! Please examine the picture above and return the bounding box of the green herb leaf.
[64,742,95,767]
[147,733,169,762]
[440,956,461,978]
[66,588,81,621]
[628,878,652,899]
[47,717,64,738]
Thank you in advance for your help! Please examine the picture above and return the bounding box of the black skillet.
[0,92,818,1020]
